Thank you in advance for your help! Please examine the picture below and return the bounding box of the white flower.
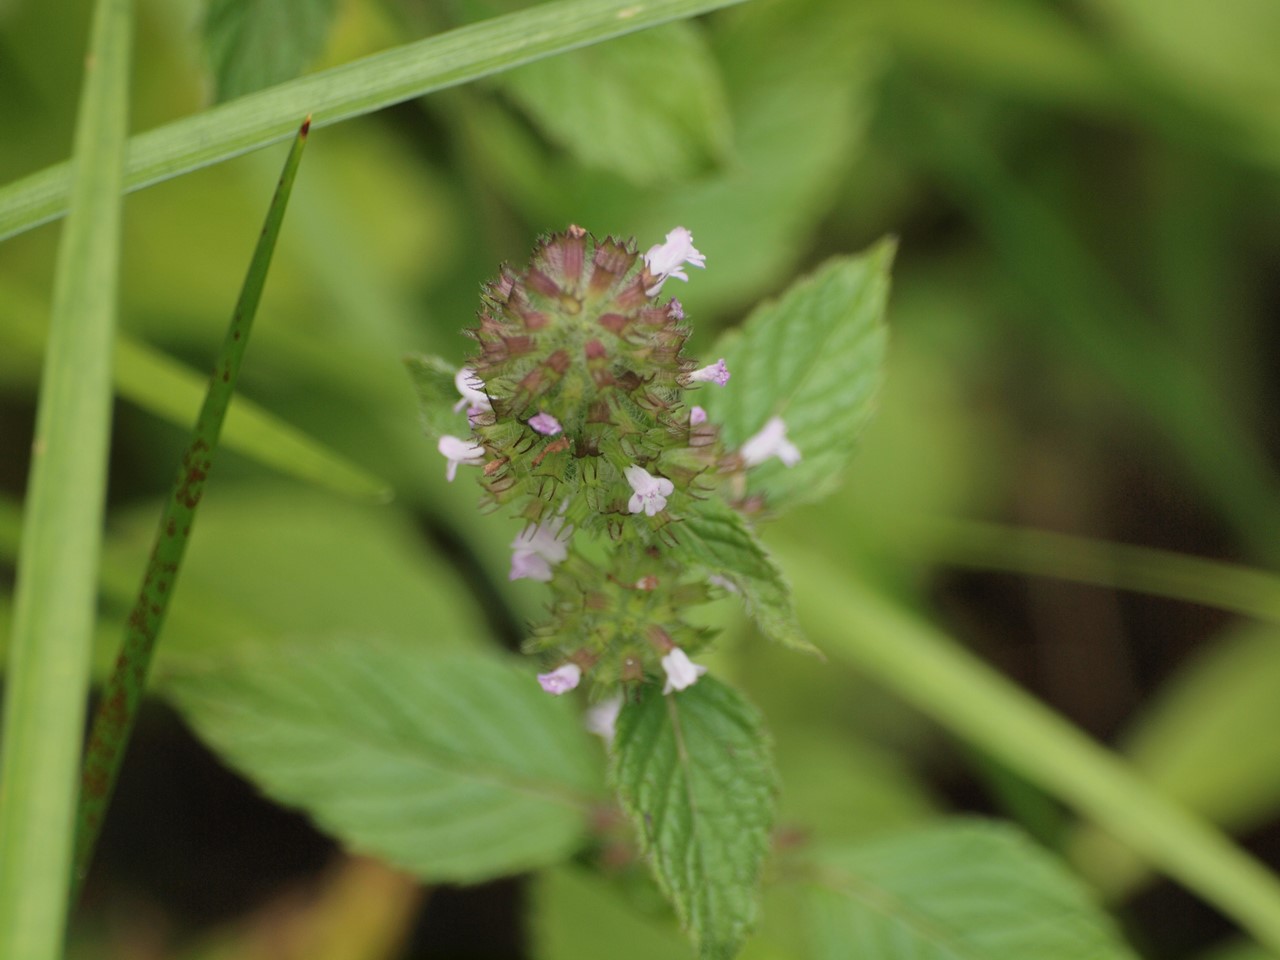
[688,358,730,386]
[624,464,674,517]
[740,416,801,468]
[453,367,492,420]
[585,695,623,742]
[643,227,706,295]
[438,435,486,481]
[509,516,572,582]
[661,648,708,695]
[537,664,581,695]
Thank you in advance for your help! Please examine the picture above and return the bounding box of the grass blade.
[778,540,1280,952]
[0,0,752,243]
[73,119,311,890]
[0,0,133,954]
[918,518,1280,625]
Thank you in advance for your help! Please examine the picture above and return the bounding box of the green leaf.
[0,0,132,952]
[499,22,730,184]
[163,643,603,883]
[611,677,776,960]
[0,0,754,243]
[802,821,1139,960]
[677,498,814,654]
[405,353,469,440]
[701,241,893,513]
[204,0,339,102]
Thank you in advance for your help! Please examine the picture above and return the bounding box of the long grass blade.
[0,0,751,244]
[918,518,1280,625]
[0,0,133,955]
[72,119,311,891]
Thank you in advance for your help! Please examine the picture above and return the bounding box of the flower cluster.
[428,226,801,714]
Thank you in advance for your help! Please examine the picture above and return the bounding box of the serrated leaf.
[611,677,776,960]
[163,643,603,882]
[203,0,339,102]
[405,353,469,440]
[701,241,893,513]
[676,498,815,654]
[498,22,730,184]
[803,821,1139,960]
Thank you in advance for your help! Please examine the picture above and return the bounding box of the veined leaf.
[677,497,814,654]
[164,644,603,882]
[611,677,776,960]
[701,241,893,513]
[499,21,731,184]
[802,821,1139,960]
[204,0,340,102]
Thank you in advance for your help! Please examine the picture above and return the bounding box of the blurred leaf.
[701,242,893,512]
[612,677,776,960]
[164,644,603,882]
[499,22,730,184]
[0,0,754,243]
[679,498,813,654]
[203,0,339,102]
[1073,624,1280,899]
[532,866,689,960]
[406,353,468,440]
[802,821,1139,960]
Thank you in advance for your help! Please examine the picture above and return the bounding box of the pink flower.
[528,412,562,436]
[438,435,485,481]
[661,648,707,694]
[690,406,707,426]
[453,367,491,419]
[624,464,674,517]
[509,516,572,582]
[740,416,801,468]
[689,359,730,386]
[537,664,582,695]
[643,227,706,295]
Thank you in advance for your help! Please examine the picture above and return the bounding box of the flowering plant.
[408,224,893,957]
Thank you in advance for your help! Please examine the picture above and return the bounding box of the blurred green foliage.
[5,0,1280,957]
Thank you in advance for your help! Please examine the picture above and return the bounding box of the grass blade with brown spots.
[73,117,312,893]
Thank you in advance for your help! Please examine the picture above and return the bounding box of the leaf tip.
[300,114,313,137]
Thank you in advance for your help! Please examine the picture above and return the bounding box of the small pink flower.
[661,648,707,694]
[689,359,729,386]
[690,406,707,426]
[528,412,562,436]
[585,695,623,741]
[624,464,674,517]
[438,435,486,481]
[453,367,491,418]
[643,227,706,295]
[668,298,685,320]
[537,663,582,695]
[509,516,572,582]
[740,416,801,468]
